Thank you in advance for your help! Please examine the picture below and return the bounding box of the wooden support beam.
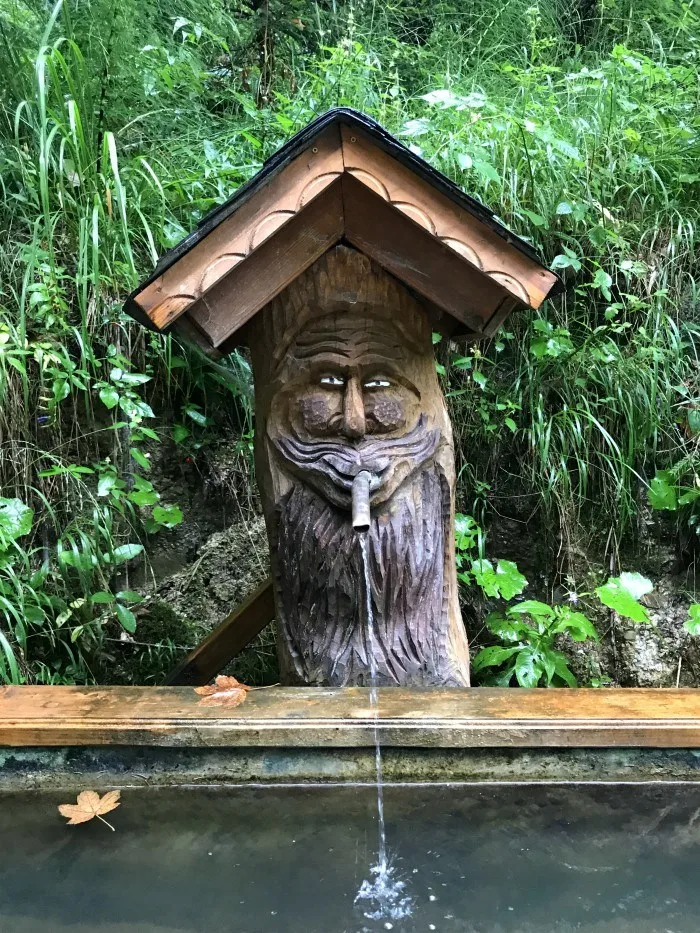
[2,687,700,748]
[165,578,275,686]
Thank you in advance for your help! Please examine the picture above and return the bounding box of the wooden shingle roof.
[125,108,561,354]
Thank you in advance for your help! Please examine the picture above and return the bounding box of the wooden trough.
[3,687,700,789]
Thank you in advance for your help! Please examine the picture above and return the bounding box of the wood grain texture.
[342,173,501,334]
[248,246,470,687]
[188,179,344,347]
[2,687,700,748]
[138,124,343,329]
[165,578,275,686]
[340,124,558,310]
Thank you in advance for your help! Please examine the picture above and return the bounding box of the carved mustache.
[273,416,439,491]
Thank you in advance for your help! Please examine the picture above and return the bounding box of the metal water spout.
[352,471,373,532]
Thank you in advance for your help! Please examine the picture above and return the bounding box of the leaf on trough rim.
[58,790,121,831]
[195,674,251,708]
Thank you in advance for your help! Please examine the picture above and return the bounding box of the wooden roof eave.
[125,110,561,353]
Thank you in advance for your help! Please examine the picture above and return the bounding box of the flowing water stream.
[354,534,413,924]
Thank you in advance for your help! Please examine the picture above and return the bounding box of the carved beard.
[275,464,460,686]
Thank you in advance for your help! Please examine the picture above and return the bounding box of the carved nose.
[341,377,366,439]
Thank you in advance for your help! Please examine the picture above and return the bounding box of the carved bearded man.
[248,245,470,686]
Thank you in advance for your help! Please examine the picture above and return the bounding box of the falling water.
[354,534,412,923]
[361,533,387,869]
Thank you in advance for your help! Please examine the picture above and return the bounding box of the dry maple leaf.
[58,790,121,831]
[194,675,251,708]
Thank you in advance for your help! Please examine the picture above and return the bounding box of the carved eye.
[320,375,344,387]
[364,378,392,389]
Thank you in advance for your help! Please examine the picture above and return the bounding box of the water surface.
[1,782,698,932]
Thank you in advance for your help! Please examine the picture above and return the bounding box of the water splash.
[355,858,412,922]
[355,535,412,923]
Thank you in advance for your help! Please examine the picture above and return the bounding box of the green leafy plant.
[684,605,700,636]
[473,601,599,687]
[595,572,654,624]
[454,513,528,600]
[471,570,656,687]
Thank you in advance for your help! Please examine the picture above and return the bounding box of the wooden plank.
[342,173,500,334]
[2,687,700,749]
[340,123,558,310]
[165,578,275,686]
[187,179,345,348]
[482,295,520,338]
[136,124,344,330]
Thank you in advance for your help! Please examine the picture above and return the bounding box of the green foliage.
[1,0,698,683]
[473,601,598,688]
[647,460,700,541]
[685,605,700,636]
[454,512,527,599]
[458,506,654,685]
[595,572,654,623]
[469,559,528,601]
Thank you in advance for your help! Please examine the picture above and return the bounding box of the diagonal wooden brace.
[165,578,275,686]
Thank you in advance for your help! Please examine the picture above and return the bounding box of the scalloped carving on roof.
[125,109,561,354]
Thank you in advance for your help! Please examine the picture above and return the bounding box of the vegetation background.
[0,0,698,687]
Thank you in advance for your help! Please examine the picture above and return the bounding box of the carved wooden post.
[125,109,560,687]
[248,246,469,686]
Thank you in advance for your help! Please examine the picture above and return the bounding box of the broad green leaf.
[454,513,480,553]
[184,406,208,426]
[521,208,547,228]
[116,603,137,634]
[551,251,582,272]
[471,558,527,600]
[172,424,190,444]
[91,591,115,604]
[152,505,183,528]
[553,655,578,687]
[473,159,500,184]
[508,599,553,620]
[618,572,653,600]
[456,152,473,171]
[595,575,650,623]
[494,560,528,599]
[472,645,521,672]
[514,648,542,687]
[684,605,700,636]
[592,268,613,300]
[553,610,598,642]
[0,498,33,541]
[128,488,159,507]
[116,591,144,605]
[130,448,151,471]
[118,372,151,387]
[648,471,677,510]
[99,386,119,409]
[112,543,144,564]
[97,474,117,497]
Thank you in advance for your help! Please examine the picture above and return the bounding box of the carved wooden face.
[268,309,442,511]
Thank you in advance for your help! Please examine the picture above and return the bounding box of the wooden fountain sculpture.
[125,109,560,687]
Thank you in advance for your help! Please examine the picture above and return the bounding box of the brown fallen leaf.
[195,675,251,708]
[58,790,121,831]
